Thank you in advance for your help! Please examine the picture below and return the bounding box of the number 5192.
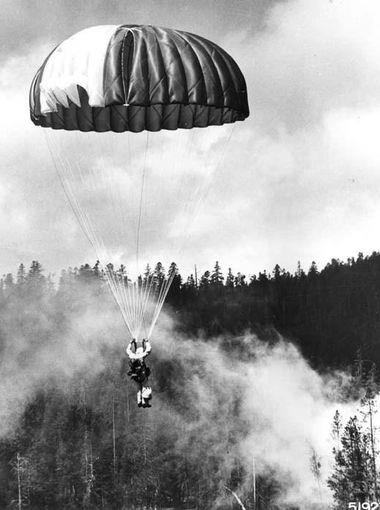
[349,503,379,509]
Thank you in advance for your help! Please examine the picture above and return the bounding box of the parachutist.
[30,25,248,413]
[126,339,152,408]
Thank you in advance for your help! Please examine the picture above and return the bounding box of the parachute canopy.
[30,24,249,342]
[30,24,249,133]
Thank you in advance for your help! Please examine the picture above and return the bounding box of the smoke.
[0,276,122,436]
[152,319,360,508]
[0,277,364,507]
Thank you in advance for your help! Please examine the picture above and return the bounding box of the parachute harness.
[44,130,180,342]
[136,132,149,273]
[44,124,235,342]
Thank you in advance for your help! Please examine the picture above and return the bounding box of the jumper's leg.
[137,383,143,407]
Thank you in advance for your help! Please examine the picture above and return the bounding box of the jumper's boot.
[142,386,152,408]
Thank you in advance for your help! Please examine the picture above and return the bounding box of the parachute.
[30,24,249,342]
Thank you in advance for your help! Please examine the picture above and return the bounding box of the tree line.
[5,251,380,369]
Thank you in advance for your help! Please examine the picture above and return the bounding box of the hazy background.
[0,278,362,508]
[1,0,380,278]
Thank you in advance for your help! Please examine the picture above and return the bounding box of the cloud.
[0,0,270,62]
[248,0,380,132]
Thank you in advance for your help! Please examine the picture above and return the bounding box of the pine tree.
[200,270,210,288]
[154,262,165,286]
[143,264,152,285]
[116,264,130,285]
[28,261,44,279]
[10,453,32,509]
[17,264,26,285]
[4,273,14,289]
[328,416,374,506]
[226,268,235,288]
[308,261,318,278]
[79,263,95,282]
[186,274,196,288]
[93,260,101,278]
[332,410,342,447]
[210,261,224,286]
[296,260,305,278]
[273,264,281,280]
[360,363,379,499]
[235,272,246,287]
[24,261,46,300]
[167,262,181,301]
[166,261,179,281]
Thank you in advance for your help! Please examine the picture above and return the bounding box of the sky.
[1,0,380,279]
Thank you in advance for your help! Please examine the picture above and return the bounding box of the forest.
[0,252,380,509]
